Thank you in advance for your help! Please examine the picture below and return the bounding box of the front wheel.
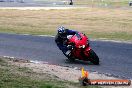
[63,52,75,62]
[89,49,99,65]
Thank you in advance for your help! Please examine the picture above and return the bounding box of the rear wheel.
[89,49,99,65]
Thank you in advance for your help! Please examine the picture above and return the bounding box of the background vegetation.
[0,7,132,41]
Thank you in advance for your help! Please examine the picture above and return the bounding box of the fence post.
[69,0,73,5]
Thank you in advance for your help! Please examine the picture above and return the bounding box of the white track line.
[0,7,87,10]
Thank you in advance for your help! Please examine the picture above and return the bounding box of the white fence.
[0,0,32,2]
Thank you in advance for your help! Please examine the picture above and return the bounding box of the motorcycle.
[65,32,99,65]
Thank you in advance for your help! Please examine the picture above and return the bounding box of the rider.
[55,26,80,58]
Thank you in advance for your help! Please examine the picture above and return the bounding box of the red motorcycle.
[66,32,99,65]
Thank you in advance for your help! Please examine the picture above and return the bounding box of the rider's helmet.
[57,26,67,37]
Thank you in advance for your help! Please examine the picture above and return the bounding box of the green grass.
[78,0,129,7]
[74,0,130,7]
[0,69,64,88]
[0,58,101,88]
[0,58,64,88]
[88,32,132,41]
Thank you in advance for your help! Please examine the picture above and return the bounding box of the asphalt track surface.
[0,33,132,79]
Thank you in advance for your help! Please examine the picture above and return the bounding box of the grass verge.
[0,57,101,88]
[74,0,130,7]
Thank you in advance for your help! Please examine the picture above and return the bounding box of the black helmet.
[57,26,66,34]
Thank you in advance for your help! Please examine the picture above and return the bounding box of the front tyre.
[63,52,75,62]
[89,49,99,65]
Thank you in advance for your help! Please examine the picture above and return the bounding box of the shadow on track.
[64,59,100,66]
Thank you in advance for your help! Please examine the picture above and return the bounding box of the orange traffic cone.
[79,67,90,86]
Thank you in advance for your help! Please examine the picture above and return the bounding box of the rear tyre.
[89,49,99,65]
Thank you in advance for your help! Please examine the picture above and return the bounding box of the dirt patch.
[7,58,119,82]
[1,56,131,88]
